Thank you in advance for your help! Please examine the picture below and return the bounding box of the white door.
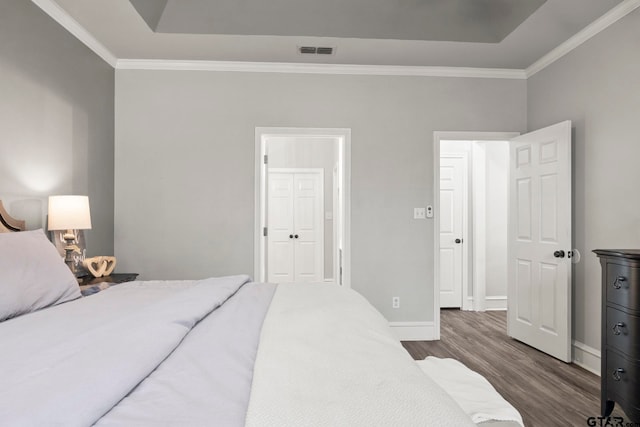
[440,156,465,308]
[267,169,324,283]
[507,121,572,362]
[267,173,295,282]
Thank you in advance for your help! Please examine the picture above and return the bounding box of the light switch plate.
[414,207,426,219]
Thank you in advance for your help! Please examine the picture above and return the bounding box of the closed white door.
[508,121,572,362]
[440,156,465,308]
[267,173,295,282]
[268,170,324,283]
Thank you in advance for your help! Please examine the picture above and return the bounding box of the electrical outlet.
[392,297,400,309]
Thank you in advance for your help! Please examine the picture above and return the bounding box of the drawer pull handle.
[613,276,626,289]
[612,368,625,381]
[612,322,625,335]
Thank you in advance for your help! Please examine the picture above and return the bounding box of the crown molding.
[31,0,117,67]
[116,59,527,79]
[526,0,640,78]
[32,0,639,80]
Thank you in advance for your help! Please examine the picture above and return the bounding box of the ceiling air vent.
[298,46,335,55]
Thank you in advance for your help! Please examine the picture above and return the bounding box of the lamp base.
[62,230,81,275]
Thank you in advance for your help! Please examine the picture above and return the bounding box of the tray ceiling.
[45,0,626,69]
[130,0,546,43]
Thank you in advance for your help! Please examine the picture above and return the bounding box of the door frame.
[267,168,325,283]
[255,127,351,287]
[433,131,519,339]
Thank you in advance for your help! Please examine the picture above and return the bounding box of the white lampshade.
[48,195,92,231]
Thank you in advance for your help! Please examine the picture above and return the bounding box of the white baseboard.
[389,322,436,341]
[484,296,507,311]
[572,340,600,376]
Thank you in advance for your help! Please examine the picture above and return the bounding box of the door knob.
[553,250,565,258]
[455,238,462,244]
[289,234,294,239]
[294,234,299,239]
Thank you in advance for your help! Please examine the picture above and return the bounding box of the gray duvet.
[0,276,275,427]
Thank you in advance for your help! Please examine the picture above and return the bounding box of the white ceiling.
[41,0,626,69]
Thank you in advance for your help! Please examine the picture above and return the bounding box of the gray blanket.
[0,276,275,427]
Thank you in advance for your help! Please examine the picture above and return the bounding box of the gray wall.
[0,0,115,256]
[527,8,640,350]
[115,70,525,322]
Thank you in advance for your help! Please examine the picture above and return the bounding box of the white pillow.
[0,229,81,321]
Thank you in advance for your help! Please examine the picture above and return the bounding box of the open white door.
[508,121,572,362]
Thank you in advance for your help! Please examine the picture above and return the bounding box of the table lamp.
[48,195,92,273]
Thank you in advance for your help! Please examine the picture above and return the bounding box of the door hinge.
[263,227,268,237]
[263,154,268,164]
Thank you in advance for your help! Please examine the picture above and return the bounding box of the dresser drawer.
[605,350,640,405]
[606,262,640,311]
[607,307,640,356]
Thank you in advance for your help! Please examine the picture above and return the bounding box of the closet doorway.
[255,128,351,287]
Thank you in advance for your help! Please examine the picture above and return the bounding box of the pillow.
[0,229,81,321]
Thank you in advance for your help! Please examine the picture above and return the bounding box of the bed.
[0,201,523,427]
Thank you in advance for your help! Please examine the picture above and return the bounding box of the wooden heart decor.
[83,256,117,278]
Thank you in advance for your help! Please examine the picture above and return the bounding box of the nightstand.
[78,273,139,296]
[78,273,139,286]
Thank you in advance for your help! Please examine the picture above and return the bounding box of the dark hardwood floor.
[402,309,627,427]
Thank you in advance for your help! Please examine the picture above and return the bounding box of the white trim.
[572,341,601,376]
[116,59,526,79]
[254,127,351,288]
[471,143,486,311]
[526,0,640,78]
[31,0,117,67]
[389,322,436,341]
[484,296,507,311]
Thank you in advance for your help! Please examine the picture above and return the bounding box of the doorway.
[255,127,351,287]
[437,137,512,312]
[433,131,518,339]
[433,123,573,363]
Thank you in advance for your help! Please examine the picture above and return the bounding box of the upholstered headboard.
[0,200,26,233]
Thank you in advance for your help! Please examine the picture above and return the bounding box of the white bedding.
[1,278,480,426]
[417,357,524,426]
[245,284,476,427]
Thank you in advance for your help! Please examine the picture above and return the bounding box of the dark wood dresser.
[594,249,640,422]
